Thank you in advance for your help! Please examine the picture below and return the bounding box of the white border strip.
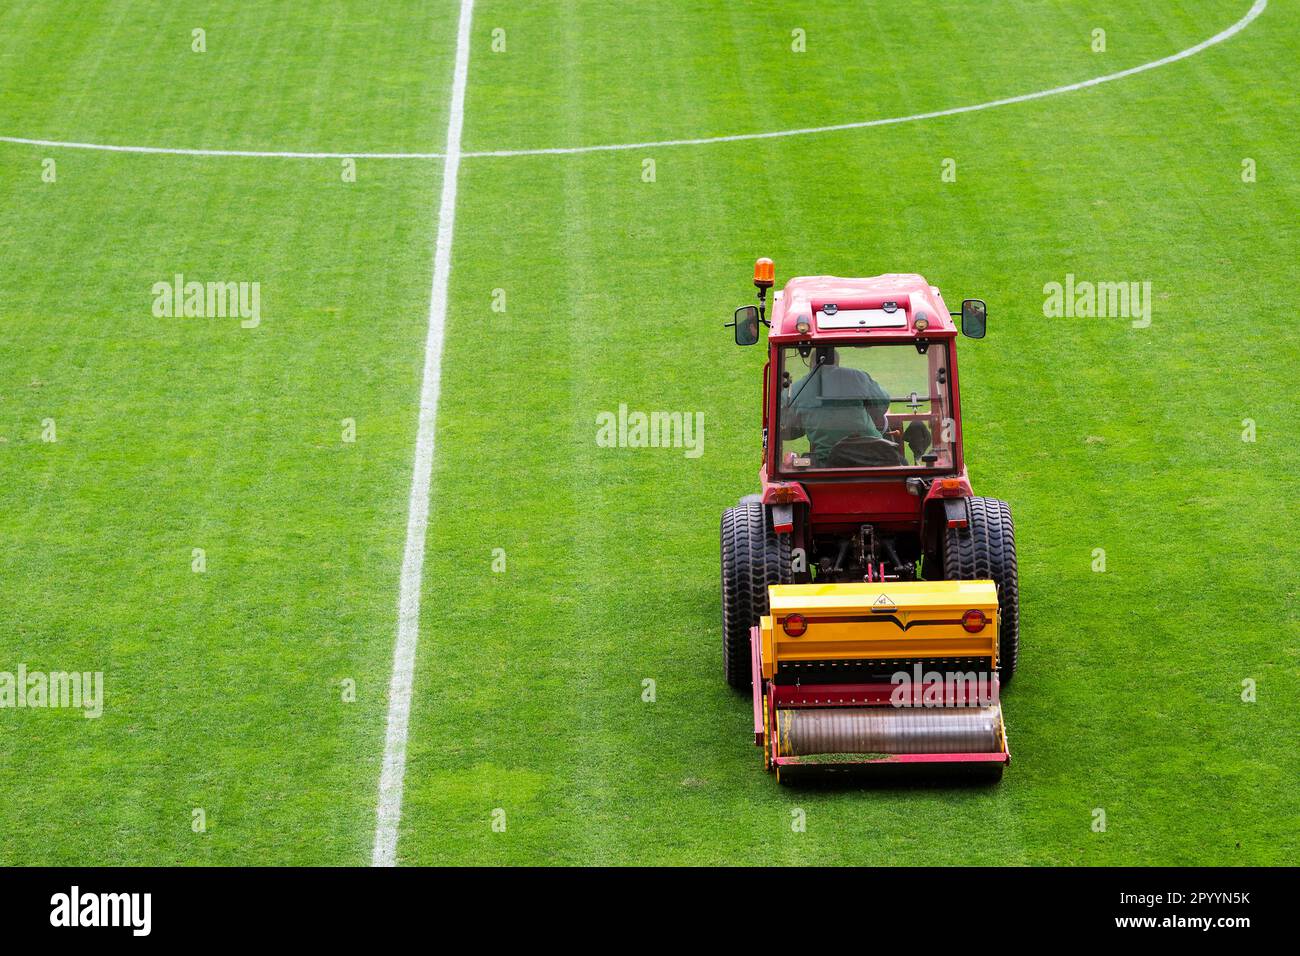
[371,0,475,868]
[0,0,1265,162]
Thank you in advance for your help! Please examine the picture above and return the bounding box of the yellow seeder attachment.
[751,581,1009,780]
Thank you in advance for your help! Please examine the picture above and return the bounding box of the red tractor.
[722,259,1019,778]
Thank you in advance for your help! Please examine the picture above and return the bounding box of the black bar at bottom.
[0,866,1287,941]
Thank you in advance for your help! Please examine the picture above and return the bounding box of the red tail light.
[962,609,988,633]
[782,614,807,637]
[766,483,802,504]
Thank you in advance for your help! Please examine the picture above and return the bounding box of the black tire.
[721,502,791,689]
[943,496,1020,686]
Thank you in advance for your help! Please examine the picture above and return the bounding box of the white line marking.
[0,0,1265,162]
[0,135,439,159]
[371,0,475,868]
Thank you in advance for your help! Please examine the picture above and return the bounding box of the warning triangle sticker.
[872,593,897,612]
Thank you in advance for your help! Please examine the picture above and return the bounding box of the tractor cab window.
[777,343,955,471]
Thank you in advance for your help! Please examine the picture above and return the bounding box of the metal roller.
[777,706,1002,756]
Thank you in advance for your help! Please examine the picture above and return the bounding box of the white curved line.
[0,0,1265,161]
[468,0,1267,158]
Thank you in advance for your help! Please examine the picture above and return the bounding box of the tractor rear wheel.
[721,501,791,690]
[943,496,1020,685]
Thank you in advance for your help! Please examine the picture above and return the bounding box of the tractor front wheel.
[721,502,791,690]
[943,496,1020,686]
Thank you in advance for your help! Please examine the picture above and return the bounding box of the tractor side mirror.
[732,305,761,346]
[960,299,987,339]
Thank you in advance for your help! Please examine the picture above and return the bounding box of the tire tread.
[721,503,791,689]
[943,496,1020,684]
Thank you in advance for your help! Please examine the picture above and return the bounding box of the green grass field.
[0,0,1296,866]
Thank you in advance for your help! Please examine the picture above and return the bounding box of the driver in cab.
[781,346,891,467]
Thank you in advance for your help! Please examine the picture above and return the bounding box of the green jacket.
[783,366,890,465]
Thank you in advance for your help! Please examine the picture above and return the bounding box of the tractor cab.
[733,262,985,479]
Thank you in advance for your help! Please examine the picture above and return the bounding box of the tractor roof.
[769,274,956,341]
